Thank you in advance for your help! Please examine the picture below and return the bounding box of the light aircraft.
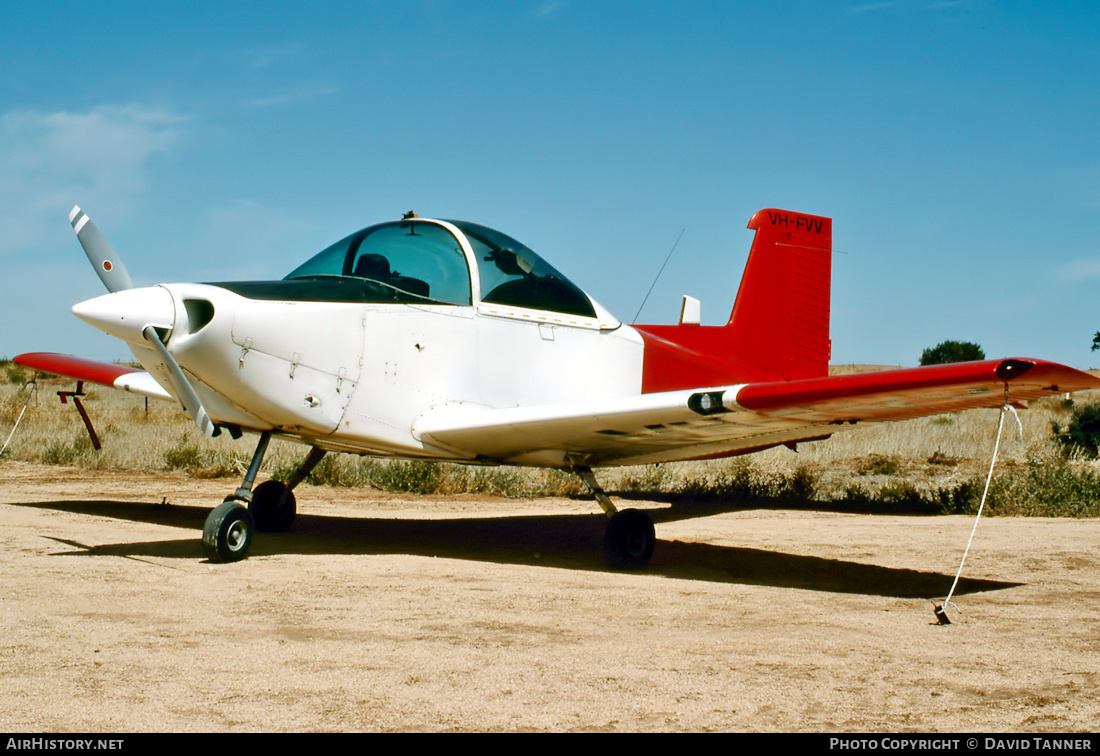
[15,207,1100,568]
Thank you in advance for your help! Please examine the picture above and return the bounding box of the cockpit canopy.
[276,218,598,319]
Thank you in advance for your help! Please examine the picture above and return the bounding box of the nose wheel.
[201,435,327,562]
[202,500,254,562]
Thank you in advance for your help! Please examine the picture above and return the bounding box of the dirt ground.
[1,460,1098,733]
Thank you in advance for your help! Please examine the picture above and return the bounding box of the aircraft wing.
[14,352,174,401]
[414,358,1100,467]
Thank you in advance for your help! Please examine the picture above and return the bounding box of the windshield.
[277,218,597,318]
[284,220,472,305]
[447,220,596,319]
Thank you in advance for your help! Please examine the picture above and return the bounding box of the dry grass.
[0,376,585,497]
[3,373,1100,516]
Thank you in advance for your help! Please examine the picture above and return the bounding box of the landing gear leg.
[201,431,271,562]
[250,446,327,532]
[571,460,655,570]
[284,446,328,491]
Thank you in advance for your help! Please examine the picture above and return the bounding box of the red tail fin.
[728,209,832,380]
[634,208,832,391]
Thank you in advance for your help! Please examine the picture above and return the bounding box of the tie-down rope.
[934,386,1022,624]
[1,379,37,457]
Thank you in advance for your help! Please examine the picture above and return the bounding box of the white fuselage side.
[121,283,644,461]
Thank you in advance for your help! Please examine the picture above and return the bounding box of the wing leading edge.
[414,358,1100,468]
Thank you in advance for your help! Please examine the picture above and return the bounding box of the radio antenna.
[632,227,685,324]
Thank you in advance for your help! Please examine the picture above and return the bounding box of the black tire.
[202,501,254,563]
[603,509,655,570]
[250,480,296,532]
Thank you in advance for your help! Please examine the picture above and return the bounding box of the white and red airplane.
[16,207,1100,567]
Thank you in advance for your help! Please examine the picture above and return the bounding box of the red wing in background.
[14,352,173,401]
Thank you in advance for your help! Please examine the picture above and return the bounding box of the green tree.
[1052,403,1100,458]
[1090,332,1100,352]
[919,340,985,366]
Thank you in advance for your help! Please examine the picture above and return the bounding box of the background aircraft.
[16,207,1100,568]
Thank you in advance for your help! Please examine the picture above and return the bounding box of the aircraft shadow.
[17,498,1017,598]
[614,490,949,519]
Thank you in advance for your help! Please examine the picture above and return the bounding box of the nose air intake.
[183,298,215,334]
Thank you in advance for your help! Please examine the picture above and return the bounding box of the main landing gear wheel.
[202,501,254,563]
[603,508,655,570]
[250,480,297,532]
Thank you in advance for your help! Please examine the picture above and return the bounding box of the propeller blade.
[69,206,133,293]
[141,325,217,438]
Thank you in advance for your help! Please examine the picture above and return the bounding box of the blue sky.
[1,1,1098,369]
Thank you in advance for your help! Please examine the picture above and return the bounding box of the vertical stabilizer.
[728,209,832,381]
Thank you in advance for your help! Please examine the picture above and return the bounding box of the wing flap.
[14,352,174,401]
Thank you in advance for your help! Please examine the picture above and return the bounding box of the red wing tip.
[735,357,1100,413]
[1001,358,1100,390]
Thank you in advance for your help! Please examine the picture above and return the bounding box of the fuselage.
[72,218,649,461]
